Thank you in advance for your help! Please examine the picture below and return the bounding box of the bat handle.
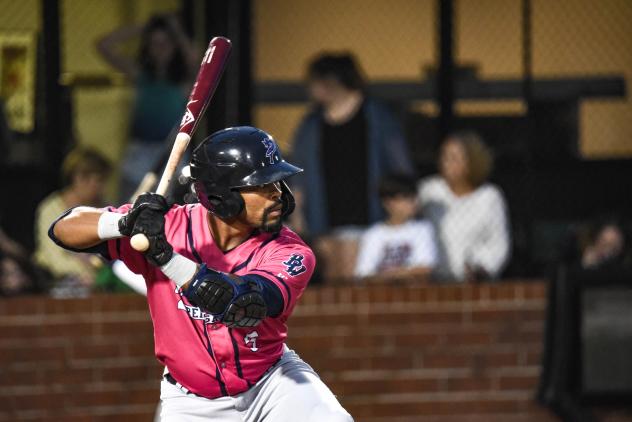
[156,132,192,196]
[130,132,192,252]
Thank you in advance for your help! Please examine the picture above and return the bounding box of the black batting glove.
[138,228,173,267]
[185,266,267,328]
[119,192,170,236]
[222,285,267,328]
[123,193,173,267]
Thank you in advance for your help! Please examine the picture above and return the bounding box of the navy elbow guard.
[184,265,267,328]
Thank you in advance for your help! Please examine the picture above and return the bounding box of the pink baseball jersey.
[105,203,314,399]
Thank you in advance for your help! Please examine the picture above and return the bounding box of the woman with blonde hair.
[34,147,111,296]
[418,132,510,281]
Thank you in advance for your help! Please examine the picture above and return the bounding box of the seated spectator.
[289,52,413,279]
[0,251,35,296]
[0,225,27,261]
[0,98,13,163]
[563,217,630,271]
[581,222,626,270]
[34,147,112,297]
[0,226,41,296]
[355,174,436,280]
[418,132,510,282]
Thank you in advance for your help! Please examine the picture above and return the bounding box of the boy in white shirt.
[355,174,437,279]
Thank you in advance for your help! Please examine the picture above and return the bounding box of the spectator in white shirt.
[355,174,437,279]
[418,132,510,282]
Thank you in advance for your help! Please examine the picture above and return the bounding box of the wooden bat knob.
[130,233,150,252]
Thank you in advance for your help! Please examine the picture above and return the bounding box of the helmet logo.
[261,138,277,165]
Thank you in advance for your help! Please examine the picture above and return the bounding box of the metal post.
[204,0,252,131]
[521,0,535,275]
[522,0,532,107]
[232,0,252,125]
[438,0,455,141]
[41,0,63,189]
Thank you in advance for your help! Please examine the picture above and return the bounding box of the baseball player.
[49,126,353,422]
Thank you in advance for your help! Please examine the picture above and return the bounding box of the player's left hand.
[125,193,174,266]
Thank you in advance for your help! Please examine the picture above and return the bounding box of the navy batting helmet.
[189,126,302,219]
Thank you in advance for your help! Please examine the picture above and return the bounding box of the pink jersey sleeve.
[103,204,150,275]
[247,237,315,318]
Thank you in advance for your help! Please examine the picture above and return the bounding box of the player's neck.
[206,212,255,252]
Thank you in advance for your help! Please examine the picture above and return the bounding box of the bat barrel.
[179,37,232,137]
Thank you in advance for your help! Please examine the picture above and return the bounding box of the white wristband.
[160,253,198,287]
[97,212,123,240]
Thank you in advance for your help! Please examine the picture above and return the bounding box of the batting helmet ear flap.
[193,181,245,219]
[211,190,245,219]
[280,181,295,217]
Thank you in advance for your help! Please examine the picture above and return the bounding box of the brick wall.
[0,295,159,422]
[289,281,556,422]
[0,281,556,422]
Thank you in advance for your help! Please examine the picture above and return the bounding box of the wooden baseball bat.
[130,37,232,252]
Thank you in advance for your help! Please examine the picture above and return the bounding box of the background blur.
[1,0,631,421]
[1,0,632,273]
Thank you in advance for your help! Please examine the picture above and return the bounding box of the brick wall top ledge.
[299,279,548,307]
[0,293,149,316]
[0,279,548,316]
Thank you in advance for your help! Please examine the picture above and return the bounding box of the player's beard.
[259,202,283,233]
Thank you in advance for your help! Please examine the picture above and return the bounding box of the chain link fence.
[59,0,180,201]
[253,0,632,282]
[0,0,41,162]
[253,0,437,153]
[1,0,630,282]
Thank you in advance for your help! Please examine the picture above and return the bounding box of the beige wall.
[254,0,632,159]
[532,0,632,158]
[254,0,436,81]
[457,0,632,158]
[0,0,40,31]
[2,0,630,185]
[253,0,436,151]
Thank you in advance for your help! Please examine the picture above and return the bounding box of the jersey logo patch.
[283,254,307,276]
[177,299,218,324]
[175,286,218,324]
[261,138,277,164]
